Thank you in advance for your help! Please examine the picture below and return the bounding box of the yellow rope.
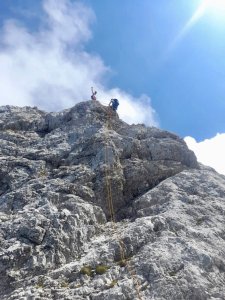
[104,107,143,300]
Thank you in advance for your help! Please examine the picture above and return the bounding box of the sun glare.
[167,0,225,56]
[200,0,225,13]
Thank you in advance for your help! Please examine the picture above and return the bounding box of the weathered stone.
[0,101,225,299]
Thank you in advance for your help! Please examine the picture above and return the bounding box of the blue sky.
[0,0,225,174]
[84,0,225,141]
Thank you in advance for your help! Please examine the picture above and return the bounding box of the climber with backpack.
[109,99,119,111]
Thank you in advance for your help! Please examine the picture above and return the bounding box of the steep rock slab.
[0,101,201,299]
[4,167,225,300]
[0,101,198,217]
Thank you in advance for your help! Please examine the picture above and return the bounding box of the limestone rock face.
[0,101,224,300]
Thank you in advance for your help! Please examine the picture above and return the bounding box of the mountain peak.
[1,101,224,299]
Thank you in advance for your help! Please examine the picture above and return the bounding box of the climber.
[91,87,97,101]
[109,99,119,111]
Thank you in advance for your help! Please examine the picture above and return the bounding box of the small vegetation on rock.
[38,166,47,177]
[95,264,110,275]
[36,276,45,289]
[168,270,177,277]
[60,280,69,288]
[117,259,127,267]
[80,265,94,276]
[196,217,205,225]
[107,279,118,289]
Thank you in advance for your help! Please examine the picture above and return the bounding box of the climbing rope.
[104,106,143,300]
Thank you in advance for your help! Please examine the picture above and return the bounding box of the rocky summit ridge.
[0,100,225,300]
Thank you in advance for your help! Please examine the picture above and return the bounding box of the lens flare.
[167,0,225,54]
[205,0,225,12]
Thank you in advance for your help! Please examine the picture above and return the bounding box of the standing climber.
[91,87,97,101]
[109,99,119,111]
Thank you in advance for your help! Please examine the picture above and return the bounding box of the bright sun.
[168,0,225,53]
[200,0,225,13]
[191,0,225,26]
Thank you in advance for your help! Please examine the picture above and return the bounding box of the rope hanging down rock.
[103,107,143,300]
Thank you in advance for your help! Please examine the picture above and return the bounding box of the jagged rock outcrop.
[0,101,225,300]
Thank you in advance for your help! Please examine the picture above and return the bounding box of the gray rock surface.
[0,101,224,299]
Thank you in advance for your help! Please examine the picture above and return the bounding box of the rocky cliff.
[0,101,225,300]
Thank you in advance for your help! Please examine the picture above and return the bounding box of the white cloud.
[184,133,225,175]
[0,0,158,126]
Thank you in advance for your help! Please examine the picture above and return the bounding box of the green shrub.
[108,279,118,289]
[80,266,93,276]
[95,265,110,275]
